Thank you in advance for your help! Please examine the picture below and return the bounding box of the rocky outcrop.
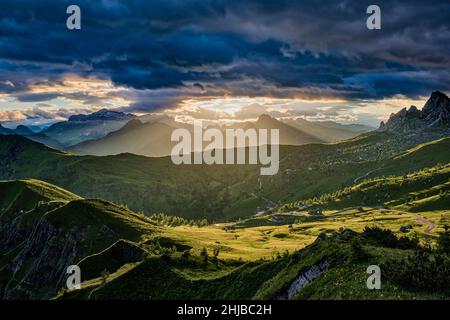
[379,91,450,133]
[275,259,329,300]
[422,91,450,127]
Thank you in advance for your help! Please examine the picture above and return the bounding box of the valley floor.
[163,208,447,261]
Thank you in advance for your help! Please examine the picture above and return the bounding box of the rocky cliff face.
[379,91,450,133]
[1,216,79,299]
[0,193,149,299]
[275,259,329,300]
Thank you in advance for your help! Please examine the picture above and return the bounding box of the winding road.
[327,206,436,234]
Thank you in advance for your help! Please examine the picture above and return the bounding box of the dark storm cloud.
[15,93,61,102]
[0,0,449,111]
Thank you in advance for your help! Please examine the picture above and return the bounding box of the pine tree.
[200,248,208,266]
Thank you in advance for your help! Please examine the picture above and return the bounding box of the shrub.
[362,226,419,249]
[200,248,208,266]
[383,250,450,293]
[182,249,191,259]
[212,248,220,267]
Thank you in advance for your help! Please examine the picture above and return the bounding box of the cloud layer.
[0,0,449,123]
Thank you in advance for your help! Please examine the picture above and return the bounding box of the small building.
[269,216,284,223]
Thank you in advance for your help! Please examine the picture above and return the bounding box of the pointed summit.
[421,91,450,127]
[256,114,276,124]
[423,91,450,115]
[14,125,34,136]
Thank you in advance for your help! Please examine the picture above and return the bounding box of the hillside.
[68,119,177,157]
[278,161,450,213]
[0,178,448,300]
[54,227,449,300]
[1,125,449,220]
[0,179,158,299]
[285,118,372,142]
[0,123,63,149]
[242,114,323,145]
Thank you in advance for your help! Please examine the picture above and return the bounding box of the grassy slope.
[0,179,78,214]
[77,239,145,281]
[56,232,447,300]
[280,163,450,212]
[0,178,448,300]
[1,133,449,220]
[0,179,163,298]
[0,135,259,220]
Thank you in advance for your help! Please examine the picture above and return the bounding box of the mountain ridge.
[68,108,135,122]
[379,91,450,132]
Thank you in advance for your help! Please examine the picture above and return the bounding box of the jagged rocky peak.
[421,91,450,127]
[379,91,450,132]
[423,91,450,115]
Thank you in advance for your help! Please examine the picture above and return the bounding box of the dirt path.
[389,209,437,234]
[353,168,382,184]
[328,206,387,217]
[415,215,436,234]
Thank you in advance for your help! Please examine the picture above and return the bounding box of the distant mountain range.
[69,118,177,157]
[37,109,138,147]
[0,123,63,149]
[5,91,450,158]
[0,123,34,136]
[68,108,135,122]
[285,118,372,142]
[68,114,372,157]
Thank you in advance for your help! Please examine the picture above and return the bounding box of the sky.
[0,0,449,127]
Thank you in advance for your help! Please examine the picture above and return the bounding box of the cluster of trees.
[383,225,450,293]
[362,226,420,250]
[281,164,449,211]
[199,248,220,267]
[149,213,209,227]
